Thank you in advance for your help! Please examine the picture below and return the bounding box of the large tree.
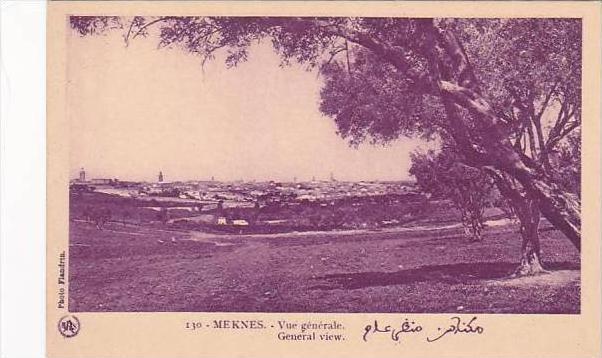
[70,16,581,274]
[315,18,580,274]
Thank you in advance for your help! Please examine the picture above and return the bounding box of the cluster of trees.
[70,16,581,275]
[79,204,179,228]
[410,148,500,242]
[81,206,112,230]
[209,195,431,230]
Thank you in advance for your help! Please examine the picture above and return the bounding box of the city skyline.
[72,167,417,183]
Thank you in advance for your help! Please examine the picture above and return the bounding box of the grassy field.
[69,218,580,313]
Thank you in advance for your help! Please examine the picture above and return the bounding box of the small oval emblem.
[58,315,80,338]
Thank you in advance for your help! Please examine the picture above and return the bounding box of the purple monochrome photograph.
[66,17,581,314]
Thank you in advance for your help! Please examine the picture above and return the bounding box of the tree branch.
[126,16,177,43]
[534,80,559,121]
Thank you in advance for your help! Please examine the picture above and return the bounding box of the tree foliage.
[410,148,498,241]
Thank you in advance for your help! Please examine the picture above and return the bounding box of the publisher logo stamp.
[58,315,80,338]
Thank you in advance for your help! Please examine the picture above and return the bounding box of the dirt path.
[185,218,516,244]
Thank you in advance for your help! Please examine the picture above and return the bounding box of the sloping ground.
[68,220,580,313]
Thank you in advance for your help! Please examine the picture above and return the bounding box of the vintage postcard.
[47,1,601,357]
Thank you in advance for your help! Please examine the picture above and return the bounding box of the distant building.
[158,171,164,183]
[79,168,86,182]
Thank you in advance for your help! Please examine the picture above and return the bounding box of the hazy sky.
[68,30,430,182]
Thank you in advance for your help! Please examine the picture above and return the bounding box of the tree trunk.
[520,177,580,251]
[487,169,546,276]
[513,199,546,276]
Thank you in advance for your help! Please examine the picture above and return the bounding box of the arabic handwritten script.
[363,316,484,344]
[363,319,423,342]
